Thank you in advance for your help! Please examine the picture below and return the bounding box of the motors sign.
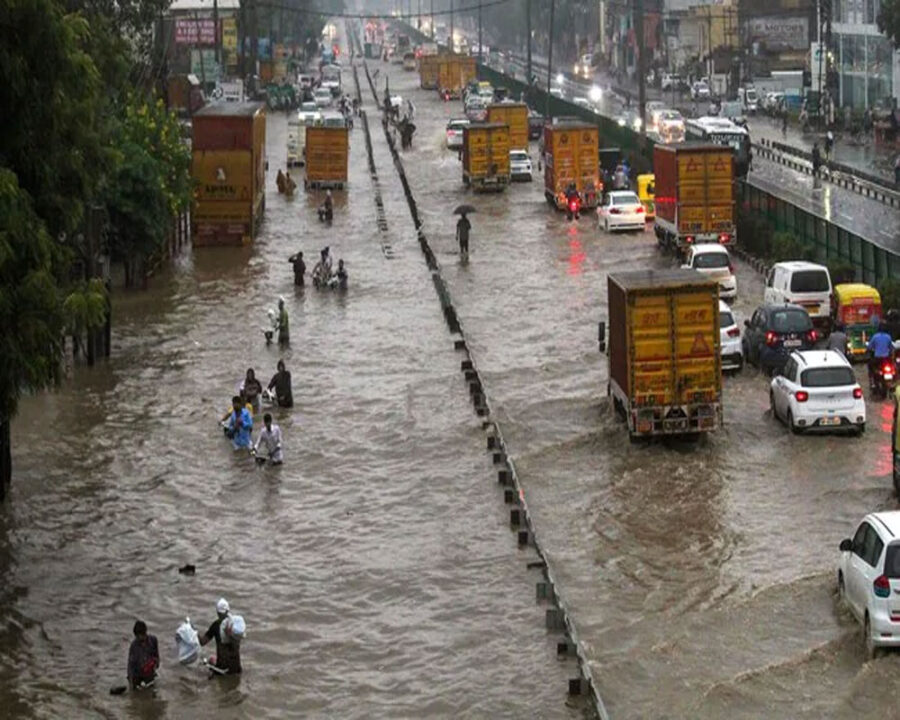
[749,16,808,52]
[175,19,216,45]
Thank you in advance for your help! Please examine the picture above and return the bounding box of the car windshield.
[770,310,812,333]
[660,111,682,121]
[885,544,900,578]
[694,252,730,269]
[510,152,528,161]
[790,270,830,292]
[719,310,734,328]
[611,194,640,205]
[800,367,855,387]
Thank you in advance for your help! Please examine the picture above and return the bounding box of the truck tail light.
[718,233,731,244]
[685,235,695,244]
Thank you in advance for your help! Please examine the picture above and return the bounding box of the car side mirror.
[839,538,852,552]
[743,319,750,328]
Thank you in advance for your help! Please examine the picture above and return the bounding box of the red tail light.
[853,387,863,399]
[685,235,695,244]
[718,233,731,244]
[635,206,644,214]
[727,327,740,337]
[569,198,580,212]
[807,329,818,342]
[728,263,735,274]
[609,207,621,214]
[875,574,891,598]
[883,363,894,379]
[765,331,777,346]
[795,390,809,402]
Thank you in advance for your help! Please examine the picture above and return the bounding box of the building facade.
[832,0,899,109]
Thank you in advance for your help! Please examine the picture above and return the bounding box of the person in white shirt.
[253,413,283,465]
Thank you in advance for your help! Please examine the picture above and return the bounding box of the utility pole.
[478,0,482,63]
[546,0,555,120]
[213,0,220,64]
[450,0,454,53]
[635,0,645,136]
[239,0,246,78]
[250,0,258,91]
[418,0,421,31]
[816,0,824,128]
[526,0,532,86]
[431,0,434,39]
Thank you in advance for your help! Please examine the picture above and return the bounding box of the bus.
[684,116,751,177]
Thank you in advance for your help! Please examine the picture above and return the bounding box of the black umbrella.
[453,204,477,215]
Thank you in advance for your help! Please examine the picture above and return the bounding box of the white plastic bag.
[175,617,200,665]
[222,614,246,641]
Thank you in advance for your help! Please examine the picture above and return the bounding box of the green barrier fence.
[740,180,900,284]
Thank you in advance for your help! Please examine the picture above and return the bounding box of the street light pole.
[546,0,555,121]
[526,0,532,85]
[478,0,482,63]
[450,0,454,53]
[635,0,646,136]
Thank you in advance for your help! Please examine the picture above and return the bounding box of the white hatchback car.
[838,511,900,657]
[509,150,533,181]
[446,118,469,150]
[682,244,737,300]
[770,350,865,434]
[719,300,743,371]
[597,191,645,232]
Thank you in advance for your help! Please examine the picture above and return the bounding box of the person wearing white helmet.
[198,598,243,675]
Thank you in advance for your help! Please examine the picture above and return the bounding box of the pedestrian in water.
[225,395,253,449]
[828,323,849,358]
[198,598,243,676]
[277,298,289,346]
[456,213,471,258]
[266,359,293,408]
[811,142,822,177]
[127,620,159,690]
[781,107,788,136]
[336,258,348,289]
[276,169,286,194]
[240,368,263,414]
[253,413,284,465]
[894,154,900,187]
[825,130,834,160]
[288,250,306,286]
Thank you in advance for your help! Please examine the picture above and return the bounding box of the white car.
[313,87,333,108]
[682,244,737,300]
[509,150,533,181]
[838,511,900,657]
[661,73,682,91]
[572,96,593,111]
[770,350,865,435]
[446,118,469,150]
[598,191,646,232]
[465,98,486,122]
[691,81,710,100]
[574,53,593,78]
[719,300,743,372]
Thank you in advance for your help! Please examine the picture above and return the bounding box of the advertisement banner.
[749,16,809,52]
[175,18,216,45]
[222,18,237,52]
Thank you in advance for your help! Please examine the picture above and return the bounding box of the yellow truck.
[486,102,529,151]
[419,55,440,89]
[304,126,348,189]
[542,121,599,209]
[438,55,476,99]
[603,269,722,439]
[653,143,735,255]
[462,123,510,191]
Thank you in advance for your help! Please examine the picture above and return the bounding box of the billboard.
[175,18,216,45]
[749,16,809,52]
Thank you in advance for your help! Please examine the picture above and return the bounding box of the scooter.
[870,357,896,400]
[566,194,581,221]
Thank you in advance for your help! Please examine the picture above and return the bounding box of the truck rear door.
[628,292,676,407]
[672,289,720,406]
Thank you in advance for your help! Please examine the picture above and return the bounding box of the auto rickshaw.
[832,283,882,360]
[892,386,900,495]
[637,173,655,219]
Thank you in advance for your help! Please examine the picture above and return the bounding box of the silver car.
[509,150,533,181]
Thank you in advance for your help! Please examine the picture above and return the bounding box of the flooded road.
[380,55,900,719]
[0,30,581,719]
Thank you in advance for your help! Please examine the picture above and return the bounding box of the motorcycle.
[870,356,896,399]
[312,262,338,289]
[317,204,334,223]
[566,194,581,221]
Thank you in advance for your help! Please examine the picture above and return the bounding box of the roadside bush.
[826,259,857,285]
[737,212,772,258]
[768,231,817,264]
[878,279,900,311]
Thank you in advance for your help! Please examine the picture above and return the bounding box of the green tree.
[0,170,67,500]
[877,0,900,49]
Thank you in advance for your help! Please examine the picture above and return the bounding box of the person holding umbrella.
[454,205,475,259]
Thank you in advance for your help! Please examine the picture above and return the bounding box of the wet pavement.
[378,54,900,719]
[0,26,582,720]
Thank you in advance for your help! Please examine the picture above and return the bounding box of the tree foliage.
[878,0,900,50]
[0,170,66,420]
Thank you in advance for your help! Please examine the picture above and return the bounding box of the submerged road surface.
[378,53,900,719]
[0,29,582,720]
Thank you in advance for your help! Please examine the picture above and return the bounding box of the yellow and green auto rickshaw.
[637,173,655,219]
[832,283,882,360]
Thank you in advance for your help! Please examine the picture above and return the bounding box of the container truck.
[653,143,736,256]
[486,102,529,151]
[602,269,722,439]
[542,121,600,210]
[191,102,266,247]
[419,55,440,89]
[462,123,510,191]
[304,126,349,189]
[438,55,476,99]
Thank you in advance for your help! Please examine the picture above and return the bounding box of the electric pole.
[450,0,454,53]
[213,0,219,64]
[526,0,532,86]
[431,0,435,39]
[546,0,555,120]
[478,0,482,63]
[635,0,646,136]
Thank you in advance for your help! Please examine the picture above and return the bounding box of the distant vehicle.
[300,101,319,114]
[446,118,469,149]
[297,74,314,90]
[402,52,416,71]
[572,96,593,112]
[742,304,817,374]
[763,91,785,114]
[574,53,593,78]
[738,85,759,114]
[771,350,865,435]
[617,109,642,131]
[509,149,533,181]
[527,109,545,140]
[645,101,666,123]
[661,73,682,91]
[549,87,564,98]
[681,244,737,300]
[313,87,333,108]
[465,98,487,122]
[597,190,646,232]
[320,64,342,97]
[838,511,900,658]
[657,110,685,142]
[321,112,346,128]
[716,101,748,128]
[719,300,743,372]
[684,116,751,177]
[691,80,711,100]
[764,262,833,334]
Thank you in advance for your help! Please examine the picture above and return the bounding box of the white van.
[764,261,833,332]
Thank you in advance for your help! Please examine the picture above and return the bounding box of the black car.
[527,109,545,140]
[743,304,818,374]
